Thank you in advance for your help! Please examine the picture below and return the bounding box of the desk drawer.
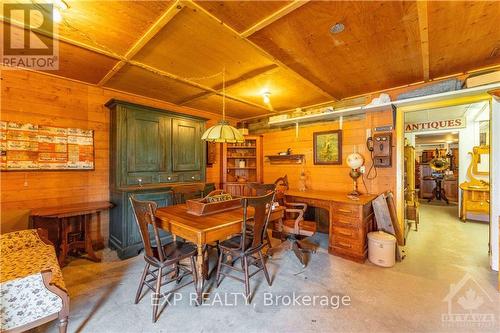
[332,215,361,228]
[332,225,362,241]
[330,235,364,255]
[332,202,361,218]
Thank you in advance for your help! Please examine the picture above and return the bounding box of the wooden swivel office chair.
[271,175,317,267]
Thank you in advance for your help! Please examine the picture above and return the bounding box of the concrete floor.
[38,203,499,333]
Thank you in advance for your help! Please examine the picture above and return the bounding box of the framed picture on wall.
[313,130,342,165]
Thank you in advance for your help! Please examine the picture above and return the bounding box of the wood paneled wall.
[0,68,228,238]
[262,109,396,195]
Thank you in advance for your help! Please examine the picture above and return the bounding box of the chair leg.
[152,266,163,323]
[291,241,307,268]
[265,230,273,254]
[243,255,250,300]
[215,250,224,288]
[259,250,271,286]
[135,263,150,304]
[190,256,200,303]
[58,317,68,333]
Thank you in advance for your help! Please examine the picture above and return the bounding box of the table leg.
[58,218,68,267]
[196,244,204,303]
[84,214,101,262]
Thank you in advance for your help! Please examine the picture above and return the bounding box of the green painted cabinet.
[172,118,202,172]
[106,99,206,259]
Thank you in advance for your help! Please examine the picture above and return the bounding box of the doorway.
[402,101,491,263]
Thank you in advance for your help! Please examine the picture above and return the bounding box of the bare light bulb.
[53,8,62,23]
[262,92,271,104]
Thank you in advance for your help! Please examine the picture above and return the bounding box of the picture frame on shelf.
[313,130,342,165]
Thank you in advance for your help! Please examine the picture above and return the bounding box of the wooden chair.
[130,195,198,323]
[215,191,276,300]
[247,183,276,254]
[271,175,317,267]
[172,183,206,204]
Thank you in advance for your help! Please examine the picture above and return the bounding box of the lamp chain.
[222,67,226,121]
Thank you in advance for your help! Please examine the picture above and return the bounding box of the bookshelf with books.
[221,135,263,196]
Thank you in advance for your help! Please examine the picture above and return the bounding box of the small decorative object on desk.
[346,152,364,197]
[298,170,307,192]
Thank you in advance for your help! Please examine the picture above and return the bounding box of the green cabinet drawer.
[181,172,202,182]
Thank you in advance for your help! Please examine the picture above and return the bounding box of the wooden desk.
[155,205,284,295]
[285,190,377,263]
[30,201,113,267]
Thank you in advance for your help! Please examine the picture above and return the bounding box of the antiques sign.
[0,121,94,170]
[405,117,466,133]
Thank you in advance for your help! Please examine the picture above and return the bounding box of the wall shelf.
[266,154,305,164]
[267,82,500,127]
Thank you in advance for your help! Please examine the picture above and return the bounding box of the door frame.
[395,92,497,274]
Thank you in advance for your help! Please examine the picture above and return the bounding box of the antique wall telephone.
[366,131,392,179]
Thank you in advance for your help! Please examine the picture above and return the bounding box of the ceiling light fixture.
[262,91,271,104]
[201,69,244,143]
[330,22,345,34]
[52,0,69,23]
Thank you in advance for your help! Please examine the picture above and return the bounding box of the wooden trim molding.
[240,1,309,37]
[416,1,430,81]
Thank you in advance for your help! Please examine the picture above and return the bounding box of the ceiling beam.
[240,0,309,38]
[179,65,280,105]
[97,1,185,86]
[2,6,272,112]
[129,61,271,111]
[417,1,430,81]
[184,0,337,101]
[0,16,124,60]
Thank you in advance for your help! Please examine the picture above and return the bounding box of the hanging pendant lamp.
[201,69,244,143]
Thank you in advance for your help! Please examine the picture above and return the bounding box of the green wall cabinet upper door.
[172,118,202,172]
[125,110,171,185]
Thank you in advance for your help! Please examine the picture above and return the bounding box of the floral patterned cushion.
[0,230,67,293]
[0,273,63,330]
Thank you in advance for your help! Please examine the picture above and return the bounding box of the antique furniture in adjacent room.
[0,229,69,333]
[221,135,263,196]
[106,100,206,259]
[130,196,198,322]
[155,203,284,298]
[30,201,113,267]
[427,153,451,204]
[404,145,419,231]
[215,192,275,299]
[443,177,459,202]
[284,189,376,263]
[460,145,490,222]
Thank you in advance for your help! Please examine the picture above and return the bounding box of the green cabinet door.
[172,118,202,172]
[126,110,171,185]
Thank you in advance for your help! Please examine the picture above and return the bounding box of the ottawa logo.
[442,273,495,328]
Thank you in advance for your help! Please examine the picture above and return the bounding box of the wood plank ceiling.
[2,0,500,119]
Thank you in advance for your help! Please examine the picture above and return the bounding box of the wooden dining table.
[155,204,285,295]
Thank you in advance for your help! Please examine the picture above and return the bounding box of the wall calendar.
[0,121,94,170]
